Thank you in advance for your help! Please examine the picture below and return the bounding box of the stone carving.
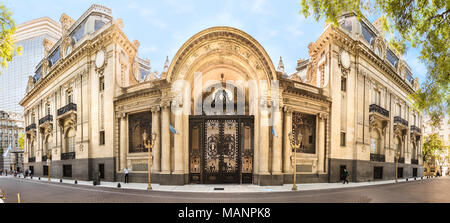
[338,49,351,76]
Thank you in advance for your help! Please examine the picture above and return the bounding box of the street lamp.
[47,148,52,181]
[395,150,400,183]
[289,132,302,191]
[143,130,157,190]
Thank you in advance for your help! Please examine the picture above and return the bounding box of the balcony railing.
[26,123,36,132]
[411,159,419,165]
[394,116,408,127]
[397,157,405,163]
[39,115,53,125]
[61,152,75,160]
[370,153,385,162]
[28,157,35,163]
[42,155,47,162]
[369,104,389,118]
[57,103,77,116]
[411,125,421,134]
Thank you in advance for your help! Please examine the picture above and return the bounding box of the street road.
[0,176,449,203]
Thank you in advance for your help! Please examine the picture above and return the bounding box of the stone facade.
[20,7,423,185]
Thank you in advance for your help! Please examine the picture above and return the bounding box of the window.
[340,17,352,32]
[99,77,105,92]
[340,132,346,146]
[48,47,60,67]
[386,49,399,67]
[99,131,105,145]
[396,104,401,117]
[65,128,75,153]
[341,77,347,92]
[67,89,73,104]
[46,103,51,116]
[94,20,105,32]
[370,130,380,154]
[361,22,376,44]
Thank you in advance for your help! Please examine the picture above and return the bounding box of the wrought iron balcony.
[369,104,389,118]
[42,155,47,162]
[39,115,53,125]
[394,116,408,127]
[57,103,77,116]
[28,157,35,163]
[397,157,405,163]
[61,152,76,160]
[411,159,419,165]
[411,125,421,134]
[370,153,385,162]
[26,123,36,132]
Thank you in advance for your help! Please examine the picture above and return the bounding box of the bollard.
[421,177,423,180]
[117,183,121,188]
[414,177,416,180]
[74,180,77,184]
[406,178,408,181]
[60,179,62,183]
[38,177,40,180]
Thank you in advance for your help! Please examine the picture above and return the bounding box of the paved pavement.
[0,175,449,203]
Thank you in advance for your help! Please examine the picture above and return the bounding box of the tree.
[422,133,447,174]
[18,132,24,150]
[299,0,449,127]
[0,2,22,73]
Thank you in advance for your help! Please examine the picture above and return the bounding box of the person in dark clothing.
[343,168,349,184]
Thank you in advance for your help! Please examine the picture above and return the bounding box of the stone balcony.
[39,115,53,126]
[26,123,36,133]
[28,157,36,163]
[57,103,77,117]
[394,116,408,127]
[61,152,76,160]
[370,153,385,162]
[369,104,390,119]
[411,159,419,165]
[397,157,405,164]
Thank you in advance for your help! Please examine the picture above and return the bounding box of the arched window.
[30,141,35,157]
[45,135,52,155]
[65,128,75,153]
[370,130,381,154]
[412,143,417,160]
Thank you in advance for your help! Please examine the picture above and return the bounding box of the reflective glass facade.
[0,35,52,112]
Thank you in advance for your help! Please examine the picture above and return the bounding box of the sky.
[4,0,427,83]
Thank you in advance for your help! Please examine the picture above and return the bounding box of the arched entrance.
[166,27,277,184]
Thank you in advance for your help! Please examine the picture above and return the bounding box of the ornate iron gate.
[189,116,254,184]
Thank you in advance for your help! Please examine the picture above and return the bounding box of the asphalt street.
[0,176,449,203]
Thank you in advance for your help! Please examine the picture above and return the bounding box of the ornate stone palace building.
[20,6,423,185]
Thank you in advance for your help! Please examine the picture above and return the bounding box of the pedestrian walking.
[29,169,33,178]
[343,168,349,184]
[124,168,129,184]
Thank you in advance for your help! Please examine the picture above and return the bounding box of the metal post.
[143,131,157,190]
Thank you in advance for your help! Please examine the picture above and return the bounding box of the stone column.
[283,106,293,173]
[271,103,283,175]
[151,106,161,172]
[119,113,127,170]
[317,113,326,173]
[160,102,171,174]
[173,104,184,174]
[259,100,270,175]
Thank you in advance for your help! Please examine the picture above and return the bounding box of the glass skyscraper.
[0,17,60,113]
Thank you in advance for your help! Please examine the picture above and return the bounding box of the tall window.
[46,103,51,116]
[341,77,347,92]
[370,130,380,154]
[340,132,346,146]
[65,128,75,153]
[396,104,401,117]
[394,137,401,157]
[67,89,73,104]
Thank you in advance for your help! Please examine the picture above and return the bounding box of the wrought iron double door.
[189,116,254,184]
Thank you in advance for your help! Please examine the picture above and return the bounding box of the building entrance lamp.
[143,131,157,190]
[289,132,302,191]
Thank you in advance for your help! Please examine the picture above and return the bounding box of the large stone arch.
[165,26,278,84]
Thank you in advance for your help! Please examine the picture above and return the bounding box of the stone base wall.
[329,158,424,183]
[24,157,115,181]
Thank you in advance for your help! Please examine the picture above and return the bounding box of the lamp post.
[143,131,157,190]
[47,149,51,181]
[289,132,302,191]
[395,150,400,183]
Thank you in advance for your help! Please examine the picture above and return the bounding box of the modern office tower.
[0,17,60,113]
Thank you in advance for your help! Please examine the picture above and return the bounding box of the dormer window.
[33,66,42,83]
[71,21,86,44]
[94,20,105,32]
[361,22,376,44]
[340,17,352,32]
[48,47,60,67]
[375,46,382,57]
[386,49,399,67]
[405,69,414,85]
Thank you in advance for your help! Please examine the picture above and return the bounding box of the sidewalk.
[0,175,433,193]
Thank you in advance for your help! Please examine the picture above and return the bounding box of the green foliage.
[0,2,22,73]
[18,132,24,150]
[300,0,449,126]
[422,133,446,165]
